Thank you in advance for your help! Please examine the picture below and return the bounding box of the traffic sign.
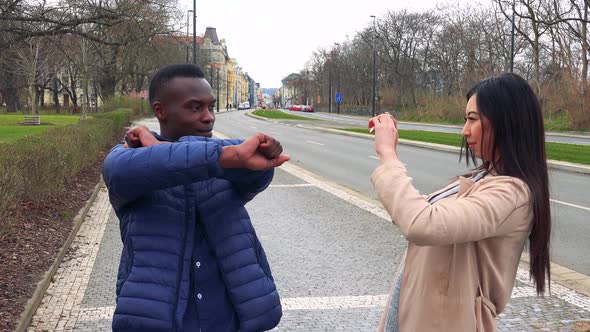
[335,92,342,103]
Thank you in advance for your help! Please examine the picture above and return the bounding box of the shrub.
[0,109,132,237]
[101,96,148,116]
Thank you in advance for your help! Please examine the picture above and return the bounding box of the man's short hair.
[148,64,206,105]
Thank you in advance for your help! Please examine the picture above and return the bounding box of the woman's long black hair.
[461,73,551,295]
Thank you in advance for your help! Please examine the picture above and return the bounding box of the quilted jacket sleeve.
[102,141,223,211]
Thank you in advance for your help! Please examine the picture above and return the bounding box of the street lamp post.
[510,0,515,73]
[192,0,197,64]
[335,43,340,115]
[234,67,239,108]
[216,67,220,112]
[371,15,377,117]
[305,70,309,106]
[328,58,332,114]
[186,10,193,63]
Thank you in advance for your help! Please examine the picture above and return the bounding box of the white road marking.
[269,184,316,188]
[76,295,389,321]
[369,156,380,160]
[306,140,324,146]
[282,295,388,310]
[551,199,590,212]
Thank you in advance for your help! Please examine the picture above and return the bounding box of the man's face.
[154,77,216,140]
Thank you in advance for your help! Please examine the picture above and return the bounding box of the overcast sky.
[179,0,452,88]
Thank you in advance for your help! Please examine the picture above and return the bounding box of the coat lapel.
[426,180,459,202]
[457,176,476,197]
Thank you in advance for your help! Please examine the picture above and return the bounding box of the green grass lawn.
[0,114,85,143]
[252,109,318,121]
[393,110,586,133]
[339,128,590,165]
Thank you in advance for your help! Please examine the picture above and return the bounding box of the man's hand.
[220,132,290,170]
[258,136,283,160]
[124,126,166,148]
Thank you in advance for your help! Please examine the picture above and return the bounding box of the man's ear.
[153,101,166,122]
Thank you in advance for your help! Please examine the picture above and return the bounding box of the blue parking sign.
[335,92,342,103]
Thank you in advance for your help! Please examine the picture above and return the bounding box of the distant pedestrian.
[103,64,288,332]
[369,73,551,331]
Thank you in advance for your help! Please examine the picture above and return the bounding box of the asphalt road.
[138,110,590,276]
[286,110,590,145]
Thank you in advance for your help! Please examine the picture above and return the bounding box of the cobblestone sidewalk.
[27,166,590,331]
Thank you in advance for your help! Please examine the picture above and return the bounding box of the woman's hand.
[368,113,399,163]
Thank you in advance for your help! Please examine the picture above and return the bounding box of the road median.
[302,125,590,175]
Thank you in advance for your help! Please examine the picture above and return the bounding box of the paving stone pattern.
[27,169,590,331]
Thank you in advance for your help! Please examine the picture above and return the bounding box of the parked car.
[302,105,314,112]
[289,105,302,111]
[238,101,250,110]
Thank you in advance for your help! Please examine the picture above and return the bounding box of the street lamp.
[328,52,332,113]
[186,10,193,63]
[371,15,377,117]
[509,0,515,73]
[234,66,239,108]
[335,43,341,115]
[192,0,197,64]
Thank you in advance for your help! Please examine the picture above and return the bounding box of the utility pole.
[335,43,340,115]
[510,0,515,73]
[192,0,197,64]
[234,67,238,108]
[371,15,377,117]
[186,10,192,63]
[216,67,220,112]
[328,68,332,114]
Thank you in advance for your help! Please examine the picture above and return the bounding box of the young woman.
[370,73,551,331]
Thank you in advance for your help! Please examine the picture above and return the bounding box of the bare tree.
[11,36,54,116]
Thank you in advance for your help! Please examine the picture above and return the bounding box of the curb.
[520,253,590,298]
[246,111,279,123]
[15,178,105,332]
[246,110,319,123]
[310,112,590,139]
[399,120,590,139]
[304,126,590,175]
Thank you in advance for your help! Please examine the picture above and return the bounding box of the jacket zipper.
[172,185,190,331]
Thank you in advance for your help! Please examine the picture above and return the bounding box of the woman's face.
[462,95,495,160]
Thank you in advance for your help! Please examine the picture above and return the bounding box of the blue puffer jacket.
[102,135,282,331]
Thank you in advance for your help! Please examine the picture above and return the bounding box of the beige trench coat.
[371,160,532,331]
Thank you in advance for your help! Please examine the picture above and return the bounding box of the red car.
[289,105,302,111]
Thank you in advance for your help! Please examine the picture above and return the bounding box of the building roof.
[282,73,300,84]
[204,27,220,45]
